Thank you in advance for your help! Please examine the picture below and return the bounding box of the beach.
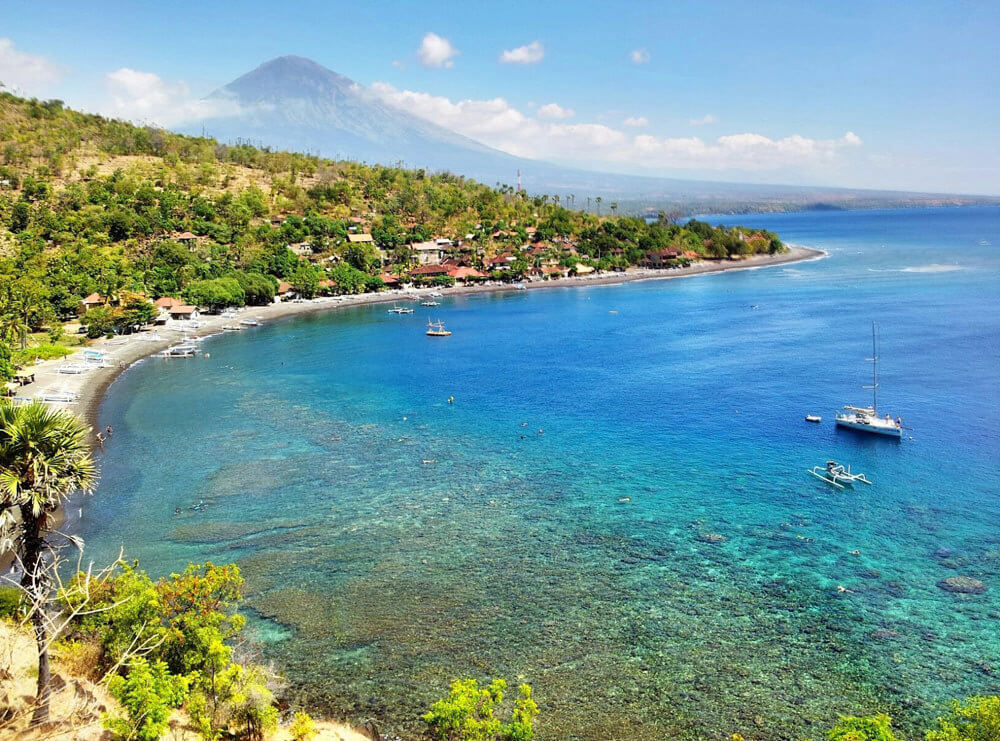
[18,245,823,436]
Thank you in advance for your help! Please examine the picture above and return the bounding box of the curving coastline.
[21,245,825,439]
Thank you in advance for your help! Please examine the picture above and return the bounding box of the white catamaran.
[835,322,903,438]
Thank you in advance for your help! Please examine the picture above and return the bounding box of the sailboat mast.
[871,322,878,414]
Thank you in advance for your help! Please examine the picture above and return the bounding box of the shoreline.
[20,245,825,439]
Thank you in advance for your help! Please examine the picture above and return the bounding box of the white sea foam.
[901,264,963,273]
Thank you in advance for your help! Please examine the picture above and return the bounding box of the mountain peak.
[221,55,356,102]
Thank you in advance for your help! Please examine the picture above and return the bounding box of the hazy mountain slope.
[184,56,999,212]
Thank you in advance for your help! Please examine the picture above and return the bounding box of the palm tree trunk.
[19,508,51,726]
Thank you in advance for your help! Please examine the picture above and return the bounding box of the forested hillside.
[0,92,781,379]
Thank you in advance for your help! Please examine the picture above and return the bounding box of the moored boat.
[426,320,451,337]
[835,323,903,438]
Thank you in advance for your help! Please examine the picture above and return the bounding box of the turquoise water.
[79,207,999,739]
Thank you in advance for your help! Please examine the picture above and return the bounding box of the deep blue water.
[80,207,999,739]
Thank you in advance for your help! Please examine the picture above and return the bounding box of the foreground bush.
[926,696,1000,741]
[827,713,898,741]
[423,678,538,741]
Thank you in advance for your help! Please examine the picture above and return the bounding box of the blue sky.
[2,0,998,194]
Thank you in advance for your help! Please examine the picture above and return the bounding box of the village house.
[276,281,295,299]
[410,240,445,266]
[289,242,314,257]
[409,265,451,280]
[168,304,199,321]
[447,266,487,282]
[79,293,105,315]
[642,249,681,269]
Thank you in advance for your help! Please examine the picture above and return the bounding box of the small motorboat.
[805,415,822,423]
[808,460,872,489]
[388,305,414,314]
[239,318,261,327]
[426,320,451,337]
[420,300,440,306]
[222,324,244,331]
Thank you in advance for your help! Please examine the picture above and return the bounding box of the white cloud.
[630,48,650,64]
[103,68,243,127]
[369,81,863,173]
[391,60,405,69]
[690,114,718,126]
[418,32,458,68]
[623,116,648,128]
[537,102,574,120]
[500,41,544,65]
[0,38,64,91]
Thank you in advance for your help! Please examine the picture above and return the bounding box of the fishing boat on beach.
[835,323,903,438]
[808,460,872,489]
[222,324,244,331]
[239,318,261,326]
[426,320,452,337]
[160,344,198,357]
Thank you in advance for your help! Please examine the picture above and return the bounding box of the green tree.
[926,696,1000,741]
[105,657,190,741]
[424,678,538,741]
[827,713,898,741]
[290,263,320,299]
[0,400,97,724]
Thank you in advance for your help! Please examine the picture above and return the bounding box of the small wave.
[901,264,962,273]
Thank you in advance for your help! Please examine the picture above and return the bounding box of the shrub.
[0,585,24,618]
[53,638,103,681]
[105,657,189,741]
[827,713,898,741]
[926,696,1000,741]
[289,710,317,741]
[423,678,538,741]
[15,343,72,364]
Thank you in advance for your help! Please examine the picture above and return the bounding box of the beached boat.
[388,305,415,314]
[835,323,903,438]
[239,318,261,326]
[808,460,872,489]
[426,320,452,337]
[222,324,244,331]
[160,344,198,357]
[38,389,80,403]
[57,363,90,374]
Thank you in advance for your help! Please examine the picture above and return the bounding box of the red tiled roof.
[154,296,180,308]
[169,305,196,315]
[448,266,486,279]
[177,231,197,240]
[277,282,293,293]
[378,273,400,284]
[81,293,104,304]
[410,265,450,276]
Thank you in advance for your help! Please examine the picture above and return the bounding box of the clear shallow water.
[79,207,999,739]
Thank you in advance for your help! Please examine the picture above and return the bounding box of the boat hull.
[835,417,902,437]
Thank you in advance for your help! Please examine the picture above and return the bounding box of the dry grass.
[0,620,374,741]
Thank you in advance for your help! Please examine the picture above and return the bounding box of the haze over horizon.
[2,0,998,196]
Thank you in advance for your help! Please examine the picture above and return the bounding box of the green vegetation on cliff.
[0,90,783,379]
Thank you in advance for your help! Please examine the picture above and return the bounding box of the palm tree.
[595,196,602,216]
[0,400,96,725]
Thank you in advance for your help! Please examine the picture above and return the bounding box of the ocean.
[78,206,1000,739]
